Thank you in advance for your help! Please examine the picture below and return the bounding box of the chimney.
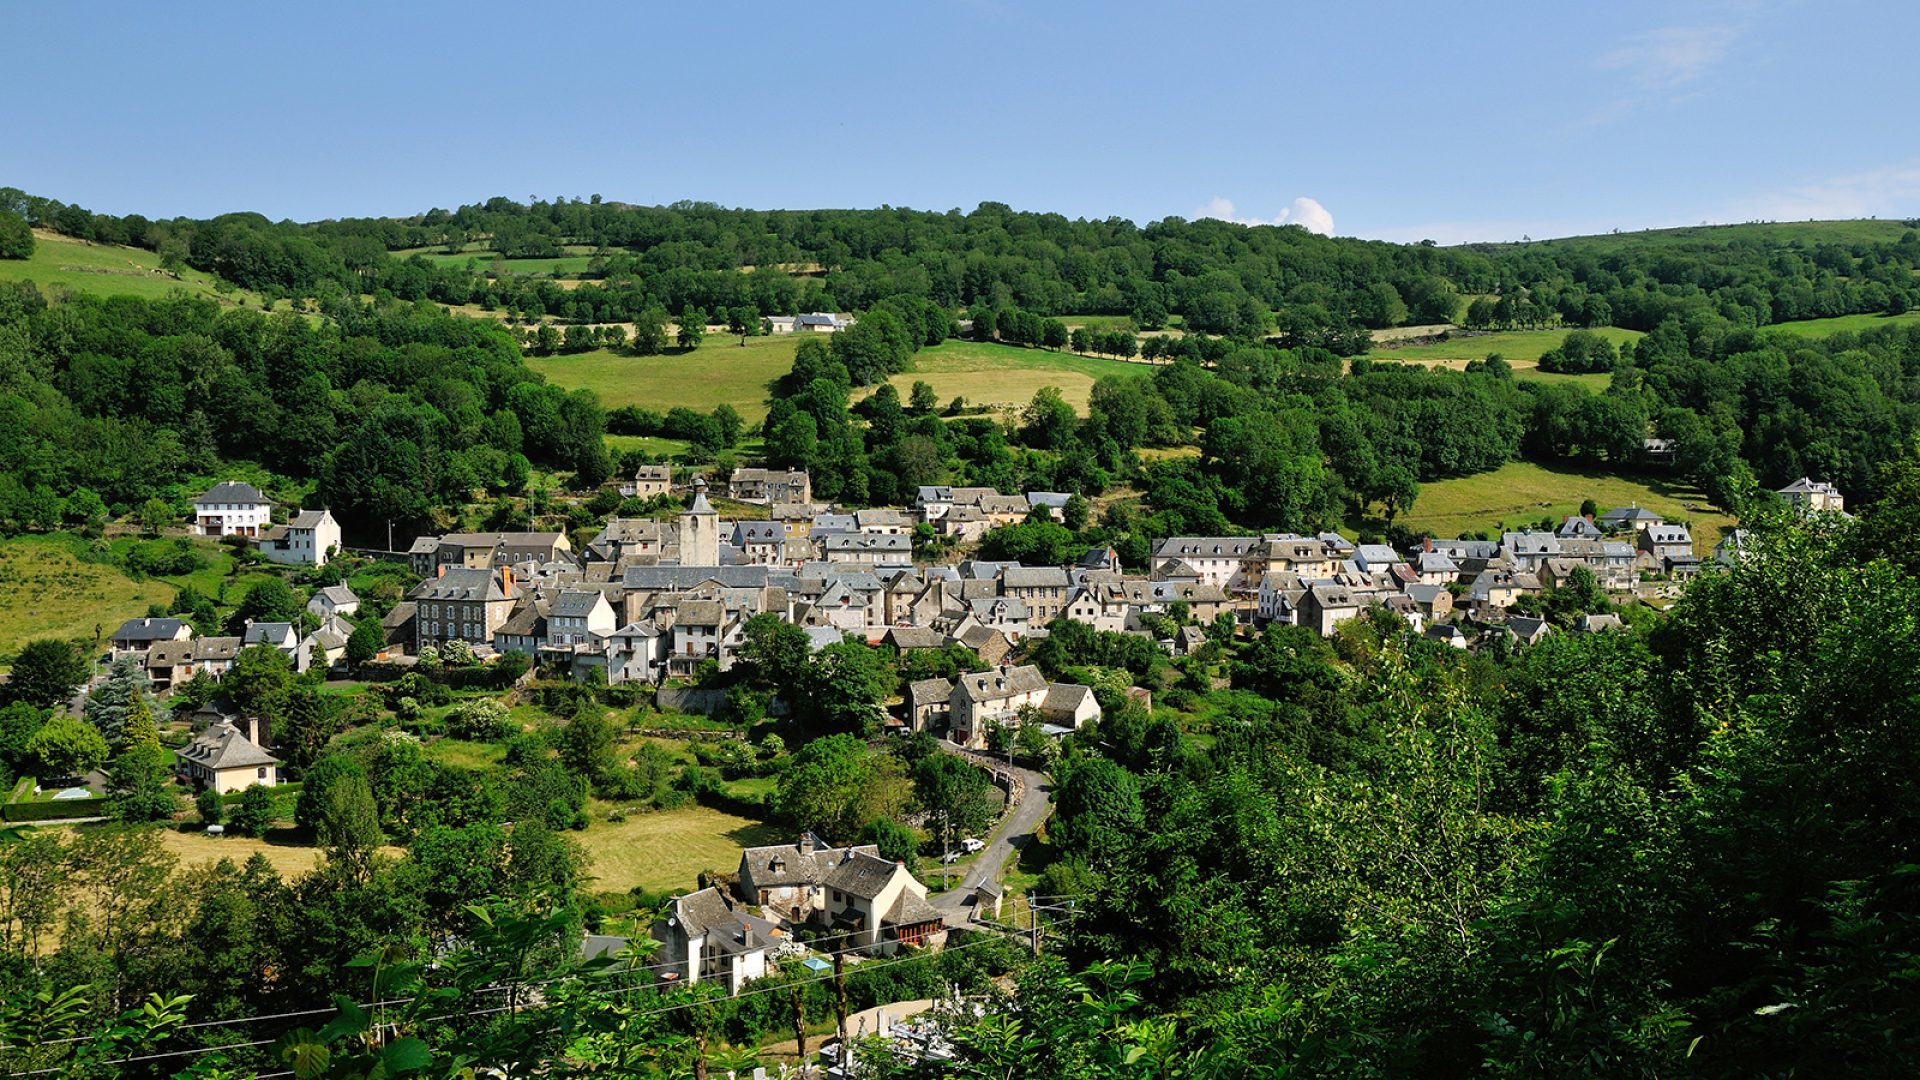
[740,925,753,947]
[500,566,514,598]
[437,564,446,578]
[799,833,815,855]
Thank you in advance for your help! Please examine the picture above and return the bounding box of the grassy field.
[577,804,782,893]
[1506,219,1914,252]
[1389,460,1734,552]
[0,231,264,306]
[528,336,800,424]
[407,251,600,275]
[1764,311,1920,337]
[879,340,1153,415]
[1368,327,1642,391]
[606,434,694,458]
[0,537,174,660]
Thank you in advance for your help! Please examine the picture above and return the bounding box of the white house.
[307,585,359,618]
[258,509,341,566]
[816,848,945,952]
[192,481,272,538]
[549,589,616,648]
[652,887,783,995]
[176,719,278,795]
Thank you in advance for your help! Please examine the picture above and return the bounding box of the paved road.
[931,749,1052,922]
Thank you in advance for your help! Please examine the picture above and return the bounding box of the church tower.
[677,474,721,566]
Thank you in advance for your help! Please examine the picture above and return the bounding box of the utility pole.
[788,981,808,1067]
[833,949,850,1052]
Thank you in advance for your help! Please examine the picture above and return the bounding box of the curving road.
[930,747,1052,924]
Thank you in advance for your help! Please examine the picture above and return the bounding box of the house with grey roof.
[1555,515,1604,541]
[549,589,615,648]
[652,887,784,995]
[1778,477,1845,514]
[307,585,359,618]
[192,481,272,538]
[737,833,881,920]
[1598,505,1664,533]
[907,677,954,731]
[177,719,278,795]
[1300,584,1361,637]
[949,664,1050,749]
[817,847,944,952]
[111,617,192,656]
[824,532,912,568]
[242,621,311,673]
[258,508,341,567]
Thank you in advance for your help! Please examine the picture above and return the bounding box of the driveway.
[931,748,1051,922]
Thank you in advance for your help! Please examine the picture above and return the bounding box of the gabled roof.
[315,585,358,605]
[740,836,878,888]
[178,720,278,771]
[823,849,907,899]
[1779,477,1839,495]
[955,664,1047,701]
[193,480,269,506]
[1042,682,1094,713]
[411,567,511,602]
[884,889,944,927]
[288,509,334,529]
[1001,566,1070,588]
[1598,505,1663,523]
[113,617,188,643]
[242,622,296,647]
[552,590,608,618]
[908,678,954,707]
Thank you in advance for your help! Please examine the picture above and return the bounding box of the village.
[66,464,1845,1027]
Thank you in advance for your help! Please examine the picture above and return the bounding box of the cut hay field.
[1390,460,1734,553]
[577,804,782,894]
[0,537,173,661]
[879,340,1154,415]
[156,826,329,879]
[527,336,799,425]
[0,231,263,305]
[1764,311,1920,337]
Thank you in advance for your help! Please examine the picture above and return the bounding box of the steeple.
[677,474,720,566]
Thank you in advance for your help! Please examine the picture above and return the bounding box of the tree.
[557,709,620,786]
[913,753,998,857]
[738,613,811,690]
[861,817,921,874]
[223,645,291,713]
[726,306,758,345]
[196,787,223,824]
[312,770,383,876]
[85,655,153,746]
[909,380,939,415]
[345,619,384,670]
[232,578,301,630]
[269,685,336,770]
[106,742,176,823]
[228,784,277,837]
[138,498,171,535]
[677,307,706,350]
[1051,758,1143,870]
[1062,494,1091,532]
[27,716,109,779]
[0,212,32,260]
[772,734,910,840]
[7,639,89,710]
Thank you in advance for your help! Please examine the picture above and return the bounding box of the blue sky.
[4,0,1917,243]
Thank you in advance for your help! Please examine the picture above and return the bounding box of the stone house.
[192,481,272,538]
[176,719,278,795]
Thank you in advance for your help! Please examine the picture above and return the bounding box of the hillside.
[1473,217,1917,251]
[0,229,263,305]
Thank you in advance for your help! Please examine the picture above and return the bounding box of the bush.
[447,699,513,741]
[2,796,108,822]
[196,788,224,824]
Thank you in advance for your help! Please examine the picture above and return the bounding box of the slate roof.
[1154,536,1258,559]
[1643,524,1693,545]
[412,568,511,602]
[824,849,906,899]
[113,617,188,643]
[288,509,332,529]
[1779,477,1840,495]
[552,590,606,618]
[1042,682,1094,714]
[1002,566,1070,588]
[315,585,358,606]
[242,622,296,647]
[740,836,878,889]
[909,678,953,708]
[955,664,1047,701]
[884,628,946,650]
[1599,505,1663,525]
[193,481,269,506]
[622,565,775,591]
[885,889,944,927]
[178,720,278,771]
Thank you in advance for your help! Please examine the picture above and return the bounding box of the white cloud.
[1596,23,1740,91]
[1726,164,1920,221]
[1197,195,1334,235]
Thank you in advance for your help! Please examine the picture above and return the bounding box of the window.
[257,767,268,779]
